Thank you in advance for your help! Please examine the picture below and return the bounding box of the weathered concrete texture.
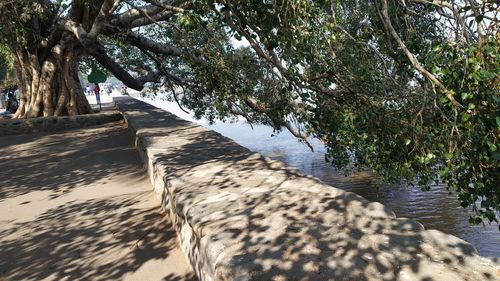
[0,111,123,136]
[115,97,500,281]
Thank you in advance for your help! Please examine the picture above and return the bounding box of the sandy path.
[0,121,196,281]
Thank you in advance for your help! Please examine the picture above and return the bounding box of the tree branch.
[380,0,463,108]
[64,20,159,90]
[112,1,190,28]
[111,4,161,26]
[141,0,187,12]
[124,31,182,56]
[89,0,121,38]
[243,96,314,151]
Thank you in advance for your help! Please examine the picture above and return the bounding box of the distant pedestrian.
[93,83,101,111]
[6,91,18,113]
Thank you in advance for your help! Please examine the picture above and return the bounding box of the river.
[138,96,499,257]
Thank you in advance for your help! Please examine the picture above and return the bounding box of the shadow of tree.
[114,97,499,281]
[2,198,170,280]
[0,122,196,281]
[0,122,143,201]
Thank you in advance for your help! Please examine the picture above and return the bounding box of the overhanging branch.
[111,4,163,26]
[124,31,182,56]
[64,20,160,90]
[89,0,121,38]
[111,0,190,28]
[380,0,463,108]
[141,0,187,12]
[243,97,314,151]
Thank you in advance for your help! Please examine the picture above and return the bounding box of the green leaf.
[445,152,453,160]
[479,69,496,80]
[468,216,482,225]
[492,152,500,161]
[487,141,497,152]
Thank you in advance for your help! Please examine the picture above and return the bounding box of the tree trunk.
[12,43,92,118]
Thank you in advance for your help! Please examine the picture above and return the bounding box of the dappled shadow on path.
[114,95,499,280]
[0,122,143,201]
[0,196,194,281]
[0,122,196,281]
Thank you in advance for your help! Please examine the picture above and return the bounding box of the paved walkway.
[0,121,196,281]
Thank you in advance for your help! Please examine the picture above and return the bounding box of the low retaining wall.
[0,111,123,136]
[115,96,499,281]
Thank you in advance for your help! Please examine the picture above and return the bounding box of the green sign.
[87,68,107,83]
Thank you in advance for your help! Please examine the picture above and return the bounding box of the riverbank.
[115,96,499,281]
[0,121,195,280]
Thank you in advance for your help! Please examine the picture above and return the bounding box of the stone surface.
[115,96,500,281]
[0,111,123,136]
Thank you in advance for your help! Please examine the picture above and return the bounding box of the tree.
[193,0,499,224]
[0,0,498,224]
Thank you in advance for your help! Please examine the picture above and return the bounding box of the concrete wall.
[115,96,499,281]
[0,111,123,136]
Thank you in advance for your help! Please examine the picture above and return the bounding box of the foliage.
[0,0,497,224]
[0,45,13,86]
[169,0,499,224]
[427,38,499,223]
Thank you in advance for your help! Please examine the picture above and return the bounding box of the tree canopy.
[0,45,13,87]
[0,0,498,224]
